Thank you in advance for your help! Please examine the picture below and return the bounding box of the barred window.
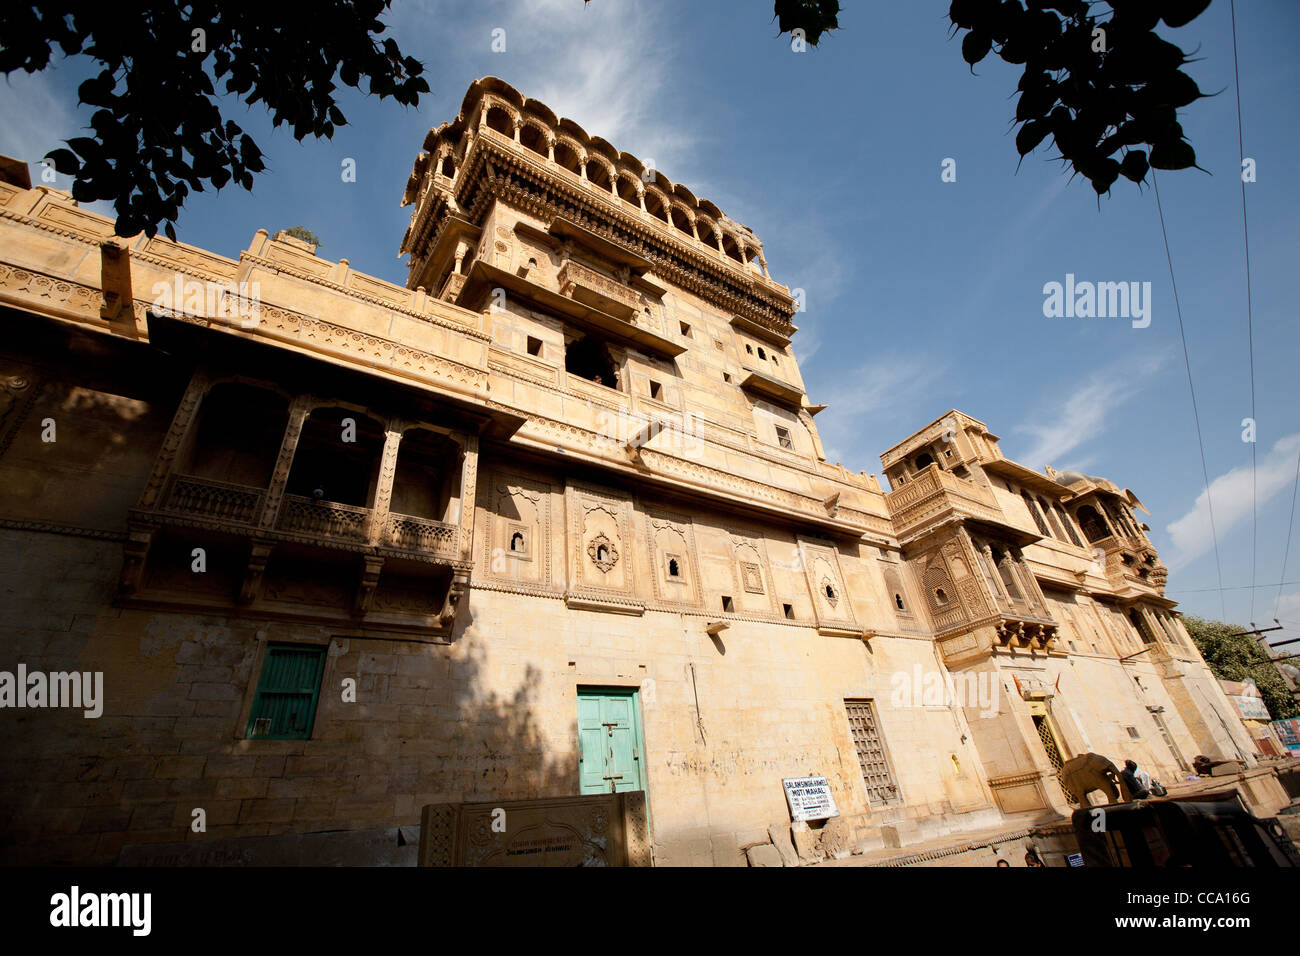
[844,699,901,806]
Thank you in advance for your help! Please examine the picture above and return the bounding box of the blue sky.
[2,0,1298,642]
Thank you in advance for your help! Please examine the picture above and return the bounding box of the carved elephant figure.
[1059,752,1131,805]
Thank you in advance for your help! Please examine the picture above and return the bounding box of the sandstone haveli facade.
[0,77,1259,865]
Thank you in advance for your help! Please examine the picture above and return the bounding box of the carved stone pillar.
[136,369,210,510]
[458,433,479,562]
[259,395,313,530]
[368,423,404,546]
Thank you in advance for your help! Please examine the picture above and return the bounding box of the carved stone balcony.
[557,259,640,320]
[384,512,460,558]
[885,464,1009,543]
[162,474,263,525]
[276,494,371,543]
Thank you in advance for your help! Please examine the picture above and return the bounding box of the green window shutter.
[247,644,327,740]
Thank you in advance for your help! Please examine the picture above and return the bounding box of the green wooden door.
[577,689,645,795]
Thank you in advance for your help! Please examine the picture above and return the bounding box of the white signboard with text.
[782,775,839,822]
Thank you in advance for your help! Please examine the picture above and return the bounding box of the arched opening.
[439,155,455,178]
[485,105,512,137]
[645,191,669,223]
[1129,608,1157,644]
[667,557,680,577]
[519,123,548,157]
[284,407,384,508]
[616,174,640,207]
[586,161,613,191]
[186,382,287,488]
[565,335,618,389]
[391,428,463,524]
[596,543,610,563]
[1076,505,1109,543]
[745,249,765,274]
[757,346,767,361]
[721,233,744,263]
[895,593,905,610]
[510,531,526,552]
[554,141,582,175]
[914,452,935,471]
[934,587,949,605]
[670,205,693,237]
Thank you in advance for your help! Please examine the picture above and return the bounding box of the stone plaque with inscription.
[782,775,839,822]
[418,792,652,867]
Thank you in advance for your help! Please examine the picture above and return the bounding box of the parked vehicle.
[1071,791,1300,867]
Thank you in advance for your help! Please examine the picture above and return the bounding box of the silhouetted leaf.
[1149,139,1196,170]
[963,31,992,65]
[1016,119,1051,155]
[1119,149,1149,182]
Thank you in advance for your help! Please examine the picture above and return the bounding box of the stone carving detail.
[260,395,312,528]
[587,532,619,573]
[0,370,39,460]
[741,561,765,595]
[484,473,552,586]
[645,510,701,607]
[138,369,209,509]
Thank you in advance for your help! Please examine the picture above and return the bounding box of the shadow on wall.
[437,605,576,805]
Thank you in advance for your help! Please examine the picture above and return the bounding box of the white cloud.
[394,0,695,174]
[817,353,952,464]
[1010,351,1170,470]
[1165,433,1300,572]
[0,68,81,183]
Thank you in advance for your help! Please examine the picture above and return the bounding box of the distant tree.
[0,2,428,240]
[948,0,1215,195]
[281,226,322,249]
[1184,615,1299,720]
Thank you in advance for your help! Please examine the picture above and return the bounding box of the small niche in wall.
[721,595,735,612]
[649,380,663,400]
[783,603,795,620]
[526,336,542,357]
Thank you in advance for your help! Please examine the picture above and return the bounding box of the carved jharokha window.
[1021,492,1050,536]
[991,547,1023,601]
[1040,497,1066,540]
[185,381,287,489]
[1075,505,1109,544]
[284,407,384,507]
[1054,501,1084,547]
[1129,608,1158,645]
